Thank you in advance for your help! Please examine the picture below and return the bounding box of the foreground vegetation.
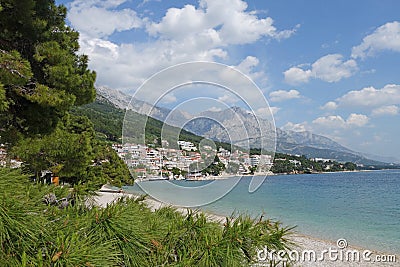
[0,168,294,266]
[0,2,295,266]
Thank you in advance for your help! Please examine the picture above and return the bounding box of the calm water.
[124,170,400,253]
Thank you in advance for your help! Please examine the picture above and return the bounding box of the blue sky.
[56,0,400,161]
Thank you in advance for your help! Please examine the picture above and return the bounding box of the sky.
[56,0,400,161]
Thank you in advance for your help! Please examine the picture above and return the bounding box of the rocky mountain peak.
[96,86,389,164]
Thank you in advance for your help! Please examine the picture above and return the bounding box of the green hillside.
[71,96,124,142]
[72,96,235,151]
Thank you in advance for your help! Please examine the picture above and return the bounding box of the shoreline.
[141,169,395,182]
[94,186,399,266]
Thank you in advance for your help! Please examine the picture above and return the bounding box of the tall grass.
[0,168,294,266]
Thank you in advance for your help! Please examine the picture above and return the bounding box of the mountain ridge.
[96,86,392,165]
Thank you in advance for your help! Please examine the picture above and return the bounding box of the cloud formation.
[269,89,300,102]
[320,101,338,110]
[281,121,308,132]
[371,105,399,117]
[312,113,369,129]
[284,54,357,85]
[321,84,400,121]
[147,0,297,44]
[66,0,297,90]
[352,21,400,59]
[68,0,143,38]
[253,107,280,120]
[337,84,400,107]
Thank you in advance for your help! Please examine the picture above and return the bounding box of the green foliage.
[71,96,124,142]
[344,161,357,171]
[0,1,133,188]
[0,49,32,86]
[189,155,226,176]
[11,113,133,187]
[0,168,294,266]
[170,166,183,176]
[87,142,133,187]
[12,114,94,180]
[226,162,240,174]
[248,166,257,175]
[0,168,119,266]
[0,83,7,111]
[0,49,34,137]
[271,153,357,174]
[0,0,96,145]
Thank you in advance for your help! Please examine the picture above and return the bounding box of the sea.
[123,170,400,253]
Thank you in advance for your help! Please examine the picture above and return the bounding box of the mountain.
[276,128,354,153]
[183,107,385,165]
[96,86,192,125]
[96,86,390,165]
[71,94,124,142]
[359,152,400,165]
[185,107,275,148]
[73,93,235,151]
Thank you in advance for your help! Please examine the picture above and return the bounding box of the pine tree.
[0,0,96,143]
[0,0,105,183]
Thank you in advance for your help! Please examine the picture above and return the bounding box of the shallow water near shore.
[124,170,400,253]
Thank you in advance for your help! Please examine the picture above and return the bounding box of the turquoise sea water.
[124,170,400,253]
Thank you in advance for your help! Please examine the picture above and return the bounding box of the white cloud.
[346,113,369,127]
[207,106,222,112]
[312,115,346,128]
[78,36,230,89]
[337,84,400,107]
[269,106,280,115]
[371,105,399,117]
[68,0,143,38]
[80,35,119,58]
[217,94,239,105]
[269,89,301,102]
[321,101,338,110]
[233,56,268,83]
[159,93,177,104]
[200,0,297,45]
[147,4,208,40]
[281,121,308,132]
[68,0,297,91]
[319,84,400,119]
[275,24,301,40]
[312,54,357,82]
[147,0,296,45]
[352,21,400,59]
[236,56,261,78]
[284,54,357,84]
[283,67,312,84]
[312,113,369,129]
[255,107,280,118]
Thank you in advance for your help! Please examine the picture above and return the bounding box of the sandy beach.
[93,188,399,267]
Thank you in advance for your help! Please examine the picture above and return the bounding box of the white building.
[177,141,197,151]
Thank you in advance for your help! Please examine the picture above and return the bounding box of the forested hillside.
[73,95,237,152]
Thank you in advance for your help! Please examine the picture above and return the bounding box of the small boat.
[147,176,169,181]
